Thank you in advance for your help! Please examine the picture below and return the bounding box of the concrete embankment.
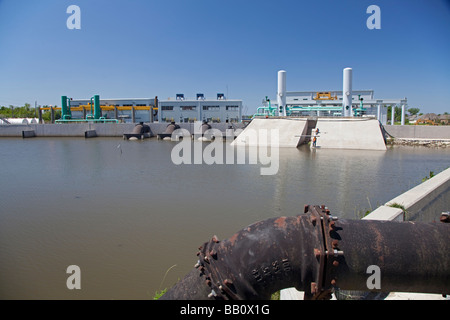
[231,117,387,150]
[0,122,245,138]
[364,166,450,222]
[315,118,386,150]
[384,125,450,147]
[231,118,308,147]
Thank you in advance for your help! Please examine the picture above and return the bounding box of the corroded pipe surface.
[161,205,450,300]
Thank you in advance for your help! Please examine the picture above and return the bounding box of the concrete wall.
[231,118,308,147]
[364,167,450,222]
[0,123,136,137]
[315,118,387,150]
[384,125,450,140]
[0,122,245,138]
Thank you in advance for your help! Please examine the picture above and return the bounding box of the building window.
[226,105,239,111]
[203,105,219,111]
[162,106,174,111]
[181,106,196,111]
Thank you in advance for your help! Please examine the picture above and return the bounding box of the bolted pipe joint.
[161,205,450,300]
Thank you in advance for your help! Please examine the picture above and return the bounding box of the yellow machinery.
[313,92,338,100]
[415,119,438,126]
[44,105,157,112]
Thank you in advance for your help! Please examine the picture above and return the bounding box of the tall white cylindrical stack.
[277,70,287,116]
[343,68,353,117]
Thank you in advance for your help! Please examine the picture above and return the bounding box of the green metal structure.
[86,95,102,120]
[56,95,118,123]
[252,95,367,118]
[61,96,72,120]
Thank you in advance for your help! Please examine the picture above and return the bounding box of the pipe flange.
[195,235,242,300]
[307,205,343,300]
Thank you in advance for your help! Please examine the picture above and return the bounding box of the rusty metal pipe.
[332,219,450,293]
[161,214,321,300]
[161,206,450,300]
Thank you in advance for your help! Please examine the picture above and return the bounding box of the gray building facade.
[159,94,242,123]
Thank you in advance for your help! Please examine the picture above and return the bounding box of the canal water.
[0,138,448,299]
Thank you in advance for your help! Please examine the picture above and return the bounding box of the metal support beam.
[401,104,406,126]
[391,105,395,125]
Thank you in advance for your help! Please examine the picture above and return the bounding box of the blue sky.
[0,0,449,115]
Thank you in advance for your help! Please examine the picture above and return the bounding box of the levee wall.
[384,125,450,140]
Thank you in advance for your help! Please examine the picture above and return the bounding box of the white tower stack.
[343,67,353,117]
[277,70,287,117]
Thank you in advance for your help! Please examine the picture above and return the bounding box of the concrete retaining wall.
[364,167,450,222]
[384,125,450,140]
[0,122,245,138]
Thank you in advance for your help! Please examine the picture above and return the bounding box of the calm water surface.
[0,138,449,299]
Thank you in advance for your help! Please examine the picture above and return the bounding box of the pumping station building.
[158,93,242,123]
[53,94,242,124]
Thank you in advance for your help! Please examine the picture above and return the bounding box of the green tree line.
[0,104,60,122]
[0,104,36,118]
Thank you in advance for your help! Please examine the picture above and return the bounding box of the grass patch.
[422,171,435,182]
[151,264,177,300]
[271,291,280,300]
[153,288,167,300]
[388,202,407,213]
